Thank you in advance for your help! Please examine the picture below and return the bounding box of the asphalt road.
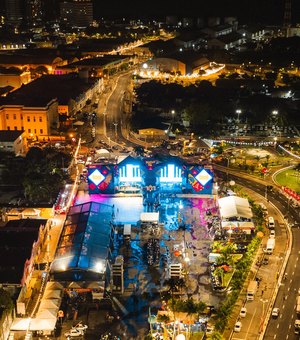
[216,168,300,339]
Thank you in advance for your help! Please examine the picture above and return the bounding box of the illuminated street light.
[236,109,242,123]
[272,110,278,115]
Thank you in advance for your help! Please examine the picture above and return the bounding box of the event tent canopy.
[218,196,253,219]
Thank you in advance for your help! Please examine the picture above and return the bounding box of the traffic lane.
[228,175,299,224]
[265,229,300,339]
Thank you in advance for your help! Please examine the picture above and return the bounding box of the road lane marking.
[288,287,290,291]
[289,324,291,329]
[274,335,277,339]
[245,307,257,339]
[292,271,295,275]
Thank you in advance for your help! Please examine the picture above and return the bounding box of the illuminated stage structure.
[87,156,214,196]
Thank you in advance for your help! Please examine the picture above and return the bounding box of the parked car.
[234,321,242,332]
[72,323,88,332]
[64,328,84,337]
[240,307,247,318]
[262,257,269,265]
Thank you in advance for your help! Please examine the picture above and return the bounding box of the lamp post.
[171,110,175,122]
[236,109,242,124]
[260,298,268,333]
[113,122,118,139]
[103,112,107,136]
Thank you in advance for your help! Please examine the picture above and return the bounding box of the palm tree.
[207,331,224,340]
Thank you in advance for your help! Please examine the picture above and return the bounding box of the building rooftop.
[0,130,23,142]
[0,219,47,284]
[0,73,98,107]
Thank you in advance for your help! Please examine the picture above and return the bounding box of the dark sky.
[94,0,300,25]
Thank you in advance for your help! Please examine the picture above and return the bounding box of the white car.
[234,321,242,332]
[272,307,279,318]
[64,328,84,337]
[73,323,88,332]
[240,307,247,318]
[270,230,275,238]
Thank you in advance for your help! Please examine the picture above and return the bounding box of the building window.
[39,117,42,122]
[28,129,31,133]
[27,117,30,122]
[21,114,23,120]
[14,126,17,130]
[6,114,9,119]
[40,129,43,134]
[13,114,16,119]
[7,126,10,130]
[34,129,36,133]
[33,116,36,122]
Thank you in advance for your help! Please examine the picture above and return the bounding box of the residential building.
[5,0,23,27]
[0,68,31,90]
[60,0,93,28]
[0,130,26,155]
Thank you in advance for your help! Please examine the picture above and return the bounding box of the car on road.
[262,257,269,265]
[64,328,84,337]
[240,307,247,318]
[73,323,88,332]
[270,230,275,238]
[234,321,242,332]
[272,307,279,318]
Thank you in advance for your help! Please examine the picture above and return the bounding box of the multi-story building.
[5,0,23,27]
[26,0,43,27]
[60,0,93,28]
[0,73,101,140]
[0,98,58,141]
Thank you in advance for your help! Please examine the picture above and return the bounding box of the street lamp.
[113,122,118,139]
[103,112,107,136]
[171,110,175,122]
[259,299,268,333]
[236,109,242,124]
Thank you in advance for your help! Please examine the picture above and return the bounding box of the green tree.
[0,289,13,312]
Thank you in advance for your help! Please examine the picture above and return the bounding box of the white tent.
[221,221,255,234]
[30,318,57,331]
[140,212,159,223]
[36,308,58,319]
[96,148,110,154]
[218,196,253,219]
[10,318,30,331]
[45,281,63,291]
[39,299,61,310]
[43,289,62,299]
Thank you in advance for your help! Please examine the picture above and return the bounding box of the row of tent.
[11,281,63,335]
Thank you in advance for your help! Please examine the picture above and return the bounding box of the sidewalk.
[223,188,289,339]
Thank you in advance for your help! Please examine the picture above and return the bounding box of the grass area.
[275,168,300,192]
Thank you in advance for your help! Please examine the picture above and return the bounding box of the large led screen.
[159,164,182,183]
[187,166,213,194]
[88,165,115,194]
[118,164,142,182]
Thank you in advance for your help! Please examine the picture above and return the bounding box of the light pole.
[103,112,107,136]
[171,110,175,122]
[260,299,268,333]
[236,109,242,124]
[113,122,118,139]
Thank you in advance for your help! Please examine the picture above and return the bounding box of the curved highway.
[216,169,300,339]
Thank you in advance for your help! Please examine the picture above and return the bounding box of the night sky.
[94,0,300,25]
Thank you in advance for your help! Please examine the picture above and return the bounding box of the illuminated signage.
[160,164,182,183]
[88,169,105,186]
[195,169,212,186]
[119,164,141,182]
